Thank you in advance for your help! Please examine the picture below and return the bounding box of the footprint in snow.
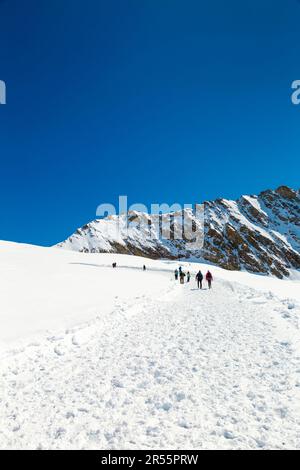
[282,312,291,319]
[146,426,160,436]
[223,430,235,440]
[54,347,65,356]
[78,408,89,413]
[72,336,79,346]
[111,378,124,388]
[275,407,288,419]
[54,427,66,439]
[279,341,291,348]
[178,419,190,429]
[157,402,172,412]
[175,392,186,402]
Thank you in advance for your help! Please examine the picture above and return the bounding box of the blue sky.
[0,0,299,246]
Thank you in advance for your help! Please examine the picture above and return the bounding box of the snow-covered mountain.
[57,186,300,278]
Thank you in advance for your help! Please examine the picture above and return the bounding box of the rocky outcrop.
[57,186,300,278]
[202,186,300,278]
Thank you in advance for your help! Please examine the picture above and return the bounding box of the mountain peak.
[275,185,298,200]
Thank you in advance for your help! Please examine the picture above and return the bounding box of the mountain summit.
[57,186,300,278]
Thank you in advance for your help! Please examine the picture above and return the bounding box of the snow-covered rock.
[57,186,300,278]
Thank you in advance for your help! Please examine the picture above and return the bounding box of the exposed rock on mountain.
[57,186,300,278]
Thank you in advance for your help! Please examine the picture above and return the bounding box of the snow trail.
[0,274,299,450]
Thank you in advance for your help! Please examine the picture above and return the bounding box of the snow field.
[0,241,300,449]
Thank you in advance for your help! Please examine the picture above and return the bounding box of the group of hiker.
[111,261,213,289]
[196,269,213,289]
[174,267,213,289]
[174,267,187,284]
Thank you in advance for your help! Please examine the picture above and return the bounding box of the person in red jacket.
[206,270,213,289]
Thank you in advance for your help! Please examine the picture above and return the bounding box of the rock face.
[203,186,300,278]
[57,186,300,278]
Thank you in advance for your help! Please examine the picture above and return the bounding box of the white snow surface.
[0,241,300,450]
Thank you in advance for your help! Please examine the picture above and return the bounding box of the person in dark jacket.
[206,270,213,289]
[179,271,186,284]
[174,269,179,281]
[196,270,203,289]
[143,265,146,271]
[187,271,191,282]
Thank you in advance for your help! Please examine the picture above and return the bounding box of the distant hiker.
[179,266,182,275]
[180,271,186,284]
[206,270,213,289]
[112,262,117,268]
[187,271,191,282]
[196,270,203,289]
[143,265,146,271]
[174,269,179,281]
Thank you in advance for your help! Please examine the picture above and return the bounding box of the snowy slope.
[0,241,173,350]
[1,241,300,449]
[57,186,300,278]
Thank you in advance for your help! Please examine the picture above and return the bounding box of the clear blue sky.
[0,0,299,246]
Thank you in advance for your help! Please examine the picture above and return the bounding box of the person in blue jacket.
[196,270,203,289]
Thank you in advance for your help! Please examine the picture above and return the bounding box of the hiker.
[174,269,179,281]
[180,271,186,284]
[187,271,191,282]
[196,270,203,289]
[112,262,117,268]
[179,266,182,275]
[206,270,213,289]
[143,265,146,271]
